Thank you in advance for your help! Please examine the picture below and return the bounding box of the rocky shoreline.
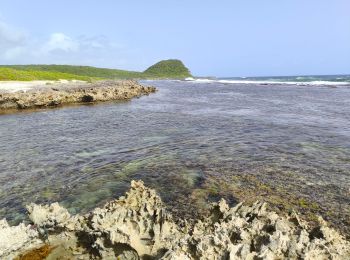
[0,181,349,259]
[0,80,156,111]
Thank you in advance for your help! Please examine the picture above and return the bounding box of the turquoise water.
[0,80,349,235]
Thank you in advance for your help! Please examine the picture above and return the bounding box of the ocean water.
[0,78,349,235]
[187,74,350,86]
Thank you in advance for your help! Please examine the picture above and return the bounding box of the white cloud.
[0,20,27,60]
[41,33,79,53]
[78,35,107,49]
[0,19,140,69]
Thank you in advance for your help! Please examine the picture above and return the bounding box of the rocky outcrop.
[1,180,349,259]
[0,219,42,258]
[0,80,156,111]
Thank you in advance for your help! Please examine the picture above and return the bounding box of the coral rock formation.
[0,180,349,259]
[0,80,156,111]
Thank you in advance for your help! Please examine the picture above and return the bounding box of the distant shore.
[0,80,156,111]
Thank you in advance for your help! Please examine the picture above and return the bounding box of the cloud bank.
[0,19,137,69]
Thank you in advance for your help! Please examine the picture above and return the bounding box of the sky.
[1,0,349,77]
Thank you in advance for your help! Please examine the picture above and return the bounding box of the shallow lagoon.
[0,80,349,235]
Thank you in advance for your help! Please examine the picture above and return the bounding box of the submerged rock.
[0,80,156,111]
[0,180,349,259]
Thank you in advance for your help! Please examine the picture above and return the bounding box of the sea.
[0,74,349,235]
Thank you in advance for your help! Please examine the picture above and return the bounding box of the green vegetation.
[0,68,96,81]
[0,59,192,81]
[0,65,143,80]
[144,59,192,78]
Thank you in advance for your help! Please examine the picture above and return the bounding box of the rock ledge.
[0,80,156,111]
[1,180,349,259]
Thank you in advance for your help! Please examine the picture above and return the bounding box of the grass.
[0,65,143,80]
[0,59,193,81]
[0,68,97,81]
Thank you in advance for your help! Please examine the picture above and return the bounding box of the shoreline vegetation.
[0,59,189,111]
[0,59,192,81]
[0,181,349,259]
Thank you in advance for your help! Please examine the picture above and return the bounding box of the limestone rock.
[27,202,71,229]
[0,219,41,259]
[0,180,349,259]
[85,180,182,257]
[0,80,156,111]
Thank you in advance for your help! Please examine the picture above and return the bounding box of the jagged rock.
[0,219,41,259]
[85,180,182,258]
[0,180,349,259]
[27,202,71,228]
[0,80,156,111]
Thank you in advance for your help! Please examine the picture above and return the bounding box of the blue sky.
[1,0,349,77]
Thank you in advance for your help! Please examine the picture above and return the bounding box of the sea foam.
[185,78,350,86]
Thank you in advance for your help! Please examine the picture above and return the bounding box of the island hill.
[0,59,193,81]
[0,59,192,111]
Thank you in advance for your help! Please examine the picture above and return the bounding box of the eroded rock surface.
[0,219,41,257]
[0,80,156,111]
[1,180,349,259]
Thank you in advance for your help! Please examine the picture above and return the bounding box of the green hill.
[0,68,96,81]
[0,65,143,79]
[144,59,192,78]
[0,59,192,81]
